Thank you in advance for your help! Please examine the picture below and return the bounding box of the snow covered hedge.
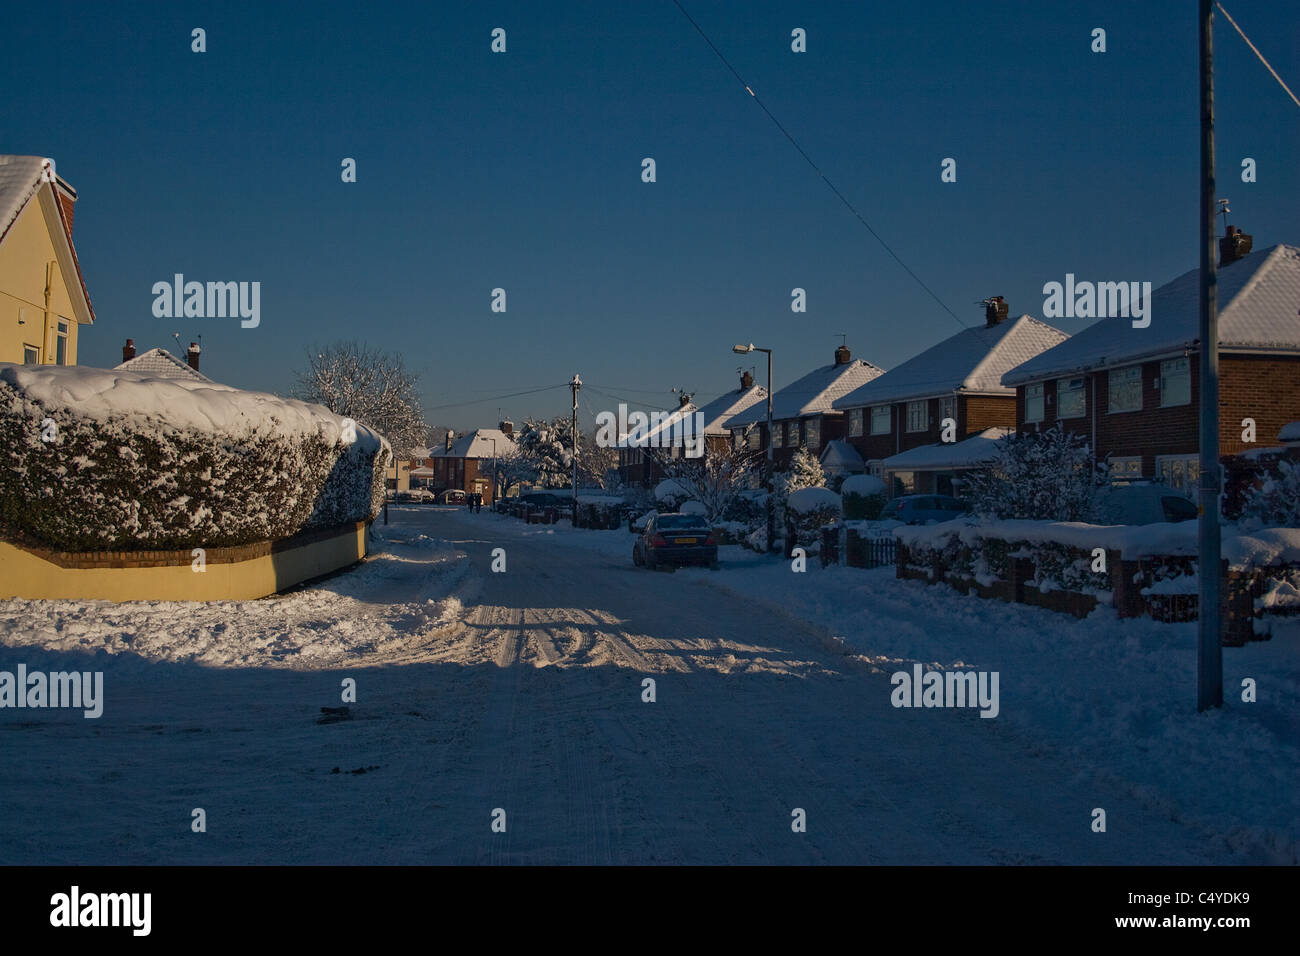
[784,486,841,550]
[0,364,390,551]
[841,474,886,520]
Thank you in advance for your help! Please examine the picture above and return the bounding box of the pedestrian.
[476,493,483,513]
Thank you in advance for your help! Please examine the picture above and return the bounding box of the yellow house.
[0,155,94,365]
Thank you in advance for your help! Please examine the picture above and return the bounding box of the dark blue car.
[878,494,969,525]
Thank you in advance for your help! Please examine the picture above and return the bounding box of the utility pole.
[1197,0,1223,711]
[570,373,581,525]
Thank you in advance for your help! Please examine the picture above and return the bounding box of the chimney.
[834,344,852,366]
[984,296,1009,327]
[1219,224,1252,267]
[498,420,513,437]
[186,341,200,371]
[122,338,136,362]
[445,429,455,451]
[740,370,754,390]
[678,392,692,408]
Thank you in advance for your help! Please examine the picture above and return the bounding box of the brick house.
[726,345,885,468]
[1000,242,1300,496]
[114,338,212,382]
[832,302,1067,495]
[430,424,517,502]
[618,371,767,487]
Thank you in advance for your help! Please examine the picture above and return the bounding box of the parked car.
[878,494,969,525]
[394,489,434,503]
[633,513,718,569]
[1093,482,1197,525]
[436,489,467,505]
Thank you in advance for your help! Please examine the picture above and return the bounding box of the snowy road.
[0,506,1274,864]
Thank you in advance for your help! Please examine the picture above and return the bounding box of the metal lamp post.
[733,343,775,552]
[488,436,497,508]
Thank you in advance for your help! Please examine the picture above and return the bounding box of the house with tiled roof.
[617,371,769,487]
[726,345,885,467]
[0,156,94,366]
[832,301,1067,494]
[114,338,214,383]
[1001,241,1300,495]
[428,425,518,502]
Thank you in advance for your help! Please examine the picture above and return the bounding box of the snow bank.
[840,474,885,496]
[0,363,389,550]
[786,486,842,514]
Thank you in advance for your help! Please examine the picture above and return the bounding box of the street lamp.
[732,343,776,552]
[488,436,497,508]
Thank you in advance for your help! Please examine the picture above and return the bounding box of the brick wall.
[962,395,1016,436]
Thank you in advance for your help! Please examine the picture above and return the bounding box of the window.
[1108,456,1143,482]
[870,405,891,435]
[747,428,761,451]
[804,417,820,449]
[1159,357,1190,407]
[733,430,744,450]
[868,460,884,477]
[23,345,40,365]
[848,408,863,437]
[1155,455,1199,495]
[1108,366,1142,413]
[1025,383,1045,423]
[55,319,69,366]
[906,400,928,433]
[772,421,784,448]
[786,421,800,447]
[1057,377,1085,419]
[939,396,956,427]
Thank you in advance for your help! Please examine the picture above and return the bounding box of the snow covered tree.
[294,342,428,457]
[514,416,574,488]
[647,430,760,523]
[784,446,825,493]
[1240,458,1300,528]
[964,425,1101,521]
[492,446,537,497]
[577,429,618,488]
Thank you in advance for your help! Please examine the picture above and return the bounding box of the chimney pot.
[122,338,136,362]
[741,370,755,390]
[445,430,455,451]
[984,296,1009,326]
[186,342,200,371]
[834,344,851,366]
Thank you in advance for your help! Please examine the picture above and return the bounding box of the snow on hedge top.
[787,486,842,514]
[1,363,381,450]
[841,474,886,496]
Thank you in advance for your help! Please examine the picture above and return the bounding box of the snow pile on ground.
[0,363,389,550]
[700,550,1300,863]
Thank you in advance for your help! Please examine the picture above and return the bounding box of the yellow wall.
[0,525,368,602]
[0,187,82,365]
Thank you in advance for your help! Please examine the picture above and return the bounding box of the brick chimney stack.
[1219,224,1253,267]
[186,342,200,371]
[122,338,136,362]
[741,370,754,390]
[498,420,513,437]
[678,392,692,408]
[445,430,455,452]
[834,344,852,366]
[984,296,1010,327]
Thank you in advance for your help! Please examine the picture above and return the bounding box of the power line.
[670,0,971,333]
[423,383,568,413]
[1216,2,1300,109]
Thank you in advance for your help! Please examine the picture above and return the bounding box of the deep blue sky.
[6,1,1297,431]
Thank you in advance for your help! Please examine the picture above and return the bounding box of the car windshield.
[657,515,707,530]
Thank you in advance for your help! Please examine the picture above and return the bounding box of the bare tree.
[294,342,428,457]
[647,425,760,522]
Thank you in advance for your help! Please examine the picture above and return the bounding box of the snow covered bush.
[841,473,886,520]
[963,425,1101,521]
[0,364,389,551]
[783,446,825,493]
[1239,459,1300,529]
[654,478,692,512]
[784,486,841,550]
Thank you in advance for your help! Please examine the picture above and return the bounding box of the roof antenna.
[836,332,847,347]
[1217,198,1231,235]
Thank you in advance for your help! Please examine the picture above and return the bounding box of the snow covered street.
[0,505,1294,864]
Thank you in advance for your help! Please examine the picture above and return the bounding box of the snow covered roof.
[0,155,94,324]
[410,446,431,460]
[114,347,215,384]
[726,359,885,427]
[409,466,436,477]
[880,427,1012,471]
[434,427,517,459]
[693,385,768,435]
[819,439,865,473]
[1003,244,1300,386]
[833,315,1067,409]
[1278,421,1300,444]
